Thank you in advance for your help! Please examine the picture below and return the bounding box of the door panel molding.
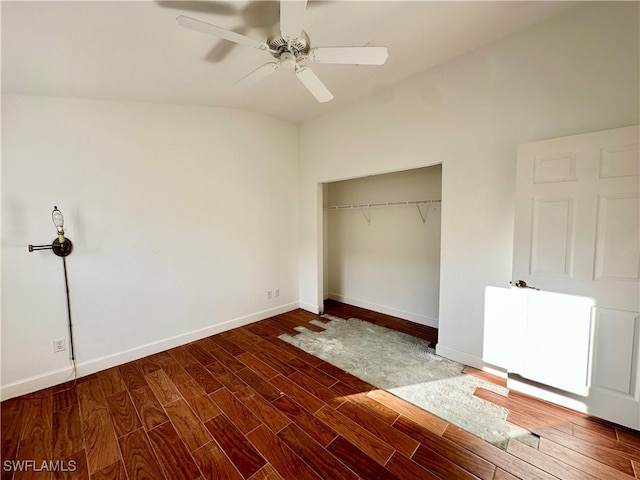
[534,152,577,183]
[591,307,639,395]
[599,143,640,178]
[530,198,575,277]
[594,192,640,282]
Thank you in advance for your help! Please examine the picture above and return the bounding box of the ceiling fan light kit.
[176,0,388,103]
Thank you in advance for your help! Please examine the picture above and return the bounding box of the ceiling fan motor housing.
[267,28,311,64]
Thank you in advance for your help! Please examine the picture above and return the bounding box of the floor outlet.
[53,338,66,353]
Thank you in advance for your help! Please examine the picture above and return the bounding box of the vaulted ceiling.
[2,1,576,123]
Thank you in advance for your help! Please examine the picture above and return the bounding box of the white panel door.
[512,125,640,429]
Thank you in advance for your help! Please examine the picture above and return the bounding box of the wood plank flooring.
[2,300,639,479]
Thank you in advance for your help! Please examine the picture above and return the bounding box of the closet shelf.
[325,199,440,225]
[324,199,441,210]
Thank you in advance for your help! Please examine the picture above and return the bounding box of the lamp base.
[52,238,73,257]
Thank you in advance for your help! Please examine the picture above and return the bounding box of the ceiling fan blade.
[280,0,307,41]
[309,46,389,65]
[235,62,279,88]
[176,15,268,50]
[295,66,333,103]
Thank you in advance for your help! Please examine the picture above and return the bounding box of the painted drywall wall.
[325,167,442,325]
[1,96,299,398]
[298,2,639,367]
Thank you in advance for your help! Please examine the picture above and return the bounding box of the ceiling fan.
[176,0,389,103]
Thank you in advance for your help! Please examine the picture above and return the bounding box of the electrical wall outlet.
[267,290,273,299]
[274,288,280,298]
[53,338,66,353]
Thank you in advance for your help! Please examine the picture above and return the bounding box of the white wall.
[2,2,638,399]
[325,167,442,325]
[298,2,639,367]
[1,95,299,398]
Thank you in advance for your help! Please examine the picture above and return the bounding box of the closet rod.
[324,199,441,210]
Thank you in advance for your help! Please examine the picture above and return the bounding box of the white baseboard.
[0,302,298,401]
[0,366,79,402]
[435,344,487,370]
[298,301,321,314]
[328,293,438,328]
[435,345,508,379]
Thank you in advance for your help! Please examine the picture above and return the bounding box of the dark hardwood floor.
[2,301,639,479]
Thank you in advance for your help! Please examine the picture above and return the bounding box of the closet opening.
[321,165,442,331]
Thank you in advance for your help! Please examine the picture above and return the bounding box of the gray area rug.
[279,315,538,450]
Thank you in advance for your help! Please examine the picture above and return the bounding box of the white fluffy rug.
[280,315,538,450]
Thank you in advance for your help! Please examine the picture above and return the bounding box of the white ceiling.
[1,1,577,123]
